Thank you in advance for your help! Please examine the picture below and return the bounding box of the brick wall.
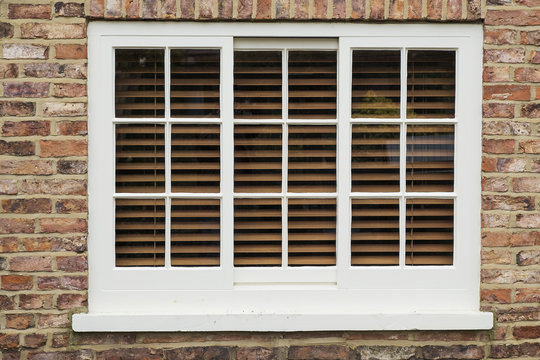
[0,0,538,359]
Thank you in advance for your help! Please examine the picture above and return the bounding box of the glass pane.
[288,199,336,266]
[115,199,165,267]
[115,49,165,118]
[352,50,400,118]
[407,125,454,192]
[406,199,454,265]
[115,124,165,193]
[288,51,337,119]
[234,198,282,267]
[170,49,220,118]
[407,50,456,118]
[234,125,282,193]
[351,199,399,266]
[288,125,336,193]
[352,124,400,192]
[234,51,282,119]
[171,199,220,266]
[171,124,220,193]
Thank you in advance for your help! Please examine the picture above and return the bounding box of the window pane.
[406,125,454,192]
[352,124,400,192]
[171,199,220,266]
[351,199,399,266]
[407,50,456,118]
[171,124,220,193]
[170,49,220,118]
[352,50,400,118]
[234,125,282,193]
[115,49,165,118]
[406,199,454,265]
[288,125,336,193]
[115,199,165,267]
[288,199,336,266]
[234,51,282,119]
[288,51,337,119]
[115,124,165,193]
[234,198,282,267]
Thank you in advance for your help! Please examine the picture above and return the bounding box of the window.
[75,23,491,331]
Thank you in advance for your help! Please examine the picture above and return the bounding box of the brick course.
[0,0,538,358]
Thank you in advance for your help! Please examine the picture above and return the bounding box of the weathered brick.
[482,139,514,154]
[0,180,18,195]
[21,179,87,195]
[126,0,139,18]
[23,334,46,349]
[333,0,346,19]
[19,294,54,309]
[0,160,53,175]
[57,255,87,272]
[497,158,527,172]
[38,276,87,290]
[482,249,512,264]
[3,82,49,98]
[166,347,229,360]
[482,213,510,228]
[516,288,540,303]
[55,44,87,59]
[482,195,533,211]
[515,0,538,5]
[295,0,309,19]
[427,0,442,20]
[40,140,87,157]
[486,10,540,26]
[350,332,408,340]
[57,293,87,309]
[354,346,416,360]
[513,177,540,192]
[2,199,51,214]
[484,29,517,45]
[51,333,70,348]
[484,85,530,100]
[6,314,34,330]
[162,0,177,18]
[466,0,481,20]
[447,0,462,20]
[0,140,34,156]
[480,288,511,303]
[289,346,348,359]
[40,218,87,233]
[521,104,540,118]
[483,66,510,82]
[0,63,18,78]
[511,231,539,246]
[519,140,540,153]
[482,269,540,284]
[38,313,70,328]
[22,235,86,253]
[237,347,284,360]
[43,102,86,117]
[0,237,18,252]
[0,101,36,117]
[482,103,513,118]
[0,218,35,234]
[350,0,365,19]
[55,2,85,17]
[21,23,85,39]
[53,84,87,98]
[521,30,540,45]
[0,23,14,38]
[484,48,526,63]
[423,345,483,359]
[3,44,49,59]
[28,350,94,360]
[238,0,253,19]
[0,295,16,310]
[517,250,540,266]
[515,67,540,83]
[9,4,51,19]
[142,0,158,18]
[98,348,163,360]
[9,256,52,272]
[219,0,233,18]
[90,0,105,17]
[0,334,19,350]
[199,0,214,19]
[490,342,540,358]
[483,121,530,136]
[1,274,33,290]
[55,199,87,213]
[2,121,49,136]
[106,0,122,18]
[312,0,326,19]
[517,214,540,228]
[72,333,136,345]
[56,160,88,174]
[369,0,384,20]
[24,63,87,79]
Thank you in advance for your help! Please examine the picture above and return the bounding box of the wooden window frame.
[76,22,491,332]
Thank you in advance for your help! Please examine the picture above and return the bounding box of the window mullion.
[282,50,289,268]
[164,47,172,269]
[399,48,407,268]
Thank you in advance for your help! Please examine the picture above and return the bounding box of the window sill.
[73,312,493,332]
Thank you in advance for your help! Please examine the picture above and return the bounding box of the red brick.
[427,0,442,20]
[466,0,481,20]
[0,140,34,156]
[56,160,88,175]
[0,101,36,117]
[2,121,49,136]
[496,158,527,172]
[482,249,512,264]
[482,139,514,154]
[9,256,52,272]
[482,103,514,118]
[484,29,517,45]
[1,275,33,290]
[485,48,526,63]
[0,237,18,252]
[516,0,539,6]
[0,22,14,38]
[126,0,139,18]
[23,333,46,349]
[484,85,530,100]
[519,140,540,153]
[517,214,540,228]
[142,0,158,18]
[181,0,195,19]
[516,288,540,303]
[482,213,510,228]
[21,179,87,195]
[56,255,87,272]
[333,0,346,19]
[480,289,511,303]
[513,177,540,192]
[422,345,483,359]
[200,0,214,18]
[490,343,540,358]
[19,294,54,309]
[0,334,19,350]
[51,333,69,348]
[8,4,51,19]
[106,0,122,18]
[42,102,87,117]
[349,332,408,340]
[517,250,540,266]
[295,0,308,19]
[22,235,86,253]
[0,160,53,175]
[3,82,49,98]
[55,2,85,17]
[521,30,540,45]
[6,314,34,330]
[21,23,86,39]
[289,346,348,359]
[24,63,87,79]
[352,0,366,19]
[38,276,87,290]
[56,120,87,135]
[0,295,16,310]
[515,67,540,83]
[447,0,462,20]
[53,84,87,98]
[40,218,87,233]
[511,231,539,246]
[486,10,540,26]
[482,195,533,211]
[237,347,284,360]
[166,347,229,360]
[55,44,87,59]
[238,0,253,19]
[513,326,540,339]
[0,63,18,78]
[521,103,540,118]
[98,349,163,360]
[2,199,51,214]
[162,0,177,18]
[40,140,87,157]
[369,0,384,20]
[55,199,87,213]
[28,350,94,360]
[483,66,510,82]
[72,333,136,345]
[219,0,233,18]
[408,0,422,19]
[57,293,87,309]
[482,157,497,172]
[38,313,70,328]
[0,218,35,233]
[484,121,530,136]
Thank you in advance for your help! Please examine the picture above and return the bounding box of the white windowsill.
[73,312,493,332]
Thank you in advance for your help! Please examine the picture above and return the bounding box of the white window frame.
[75,22,492,332]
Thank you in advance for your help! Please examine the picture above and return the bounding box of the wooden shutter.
[115,199,165,267]
[351,199,399,266]
[234,51,282,119]
[288,125,336,193]
[288,51,337,119]
[288,199,336,266]
[234,198,282,266]
[352,125,400,192]
[406,199,453,265]
[170,49,220,118]
[407,125,454,192]
[234,125,282,193]
[116,124,165,193]
[115,49,165,118]
[352,50,400,118]
[171,124,220,193]
[407,50,456,118]
[171,199,220,266]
